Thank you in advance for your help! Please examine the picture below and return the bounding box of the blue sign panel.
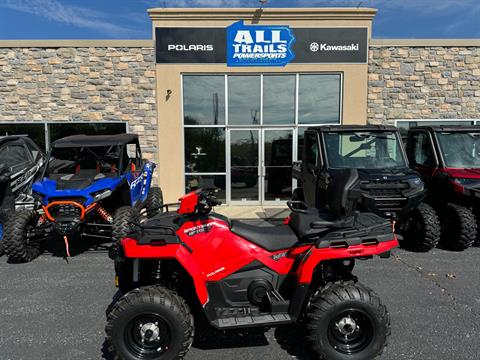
[226,21,296,67]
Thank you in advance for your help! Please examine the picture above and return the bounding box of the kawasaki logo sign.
[155,26,367,64]
[226,21,295,67]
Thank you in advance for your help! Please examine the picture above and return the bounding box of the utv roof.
[307,125,398,132]
[410,125,480,132]
[0,135,32,147]
[52,134,138,148]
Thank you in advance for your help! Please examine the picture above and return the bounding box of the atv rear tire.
[305,281,390,360]
[106,286,194,360]
[442,203,476,251]
[145,186,163,218]
[112,206,139,244]
[4,210,42,263]
[404,203,441,252]
[0,212,6,256]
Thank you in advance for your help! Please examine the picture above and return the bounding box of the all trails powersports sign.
[155,22,368,65]
[226,21,295,67]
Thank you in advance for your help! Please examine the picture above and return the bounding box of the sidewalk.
[213,205,289,220]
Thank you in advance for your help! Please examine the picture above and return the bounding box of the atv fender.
[297,239,399,284]
[122,239,209,305]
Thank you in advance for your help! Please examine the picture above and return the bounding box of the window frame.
[407,130,439,168]
[0,121,128,151]
[181,72,343,201]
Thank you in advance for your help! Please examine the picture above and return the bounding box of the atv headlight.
[91,189,112,202]
[451,178,480,186]
[407,177,424,191]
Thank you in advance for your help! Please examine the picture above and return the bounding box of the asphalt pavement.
[0,244,479,360]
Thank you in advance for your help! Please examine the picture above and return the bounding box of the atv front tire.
[305,281,390,360]
[442,203,476,251]
[145,186,163,218]
[4,210,42,263]
[112,206,139,244]
[404,203,441,252]
[106,286,194,360]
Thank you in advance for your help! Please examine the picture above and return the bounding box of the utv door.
[406,130,438,189]
[125,141,144,205]
[302,131,321,207]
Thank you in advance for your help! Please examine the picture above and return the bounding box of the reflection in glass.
[0,124,46,149]
[228,76,261,125]
[183,76,225,125]
[185,175,226,202]
[184,128,225,173]
[298,74,341,124]
[49,123,127,143]
[230,130,259,201]
[264,130,292,201]
[263,75,295,125]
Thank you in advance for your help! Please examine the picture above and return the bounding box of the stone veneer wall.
[368,46,480,124]
[0,46,157,160]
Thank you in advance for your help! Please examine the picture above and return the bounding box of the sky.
[0,0,479,40]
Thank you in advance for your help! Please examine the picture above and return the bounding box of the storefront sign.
[226,21,295,67]
[155,25,368,65]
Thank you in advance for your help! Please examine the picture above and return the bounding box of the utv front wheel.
[106,286,194,360]
[404,203,441,252]
[442,203,476,251]
[306,282,390,360]
[145,187,163,218]
[112,206,139,244]
[4,210,42,263]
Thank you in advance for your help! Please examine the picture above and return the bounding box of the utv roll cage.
[41,134,142,178]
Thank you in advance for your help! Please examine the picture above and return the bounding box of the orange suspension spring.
[96,206,113,223]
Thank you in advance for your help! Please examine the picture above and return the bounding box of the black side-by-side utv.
[0,136,46,256]
[293,125,441,251]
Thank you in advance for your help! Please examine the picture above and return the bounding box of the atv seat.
[230,221,298,252]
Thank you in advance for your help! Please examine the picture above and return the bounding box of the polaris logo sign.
[226,21,295,67]
[155,26,367,64]
[167,44,214,52]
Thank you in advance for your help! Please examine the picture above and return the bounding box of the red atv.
[406,126,480,250]
[106,188,398,360]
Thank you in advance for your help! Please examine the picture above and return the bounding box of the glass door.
[228,129,261,204]
[262,128,294,204]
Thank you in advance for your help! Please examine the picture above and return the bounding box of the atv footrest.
[213,313,291,329]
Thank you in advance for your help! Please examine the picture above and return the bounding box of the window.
[0,123,46,149]
[228,76,260,125]
[0,122,127,150]
[304,132,319,167]
[298,74,341,124]
[324,131,406,169]
[49,123,127,143]
[183,76,225,125]
[263,75,296,125]
[184,128,225,173]
[410,132,436,167]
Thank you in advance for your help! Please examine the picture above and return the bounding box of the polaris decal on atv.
[11,161,44,192]
[129,175,143,190]
[206,266,225,278]
[183,223,213,236]
[271,251,288,261]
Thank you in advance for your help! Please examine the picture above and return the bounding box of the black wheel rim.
[124,313,172,359]
[327,308,375,355]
